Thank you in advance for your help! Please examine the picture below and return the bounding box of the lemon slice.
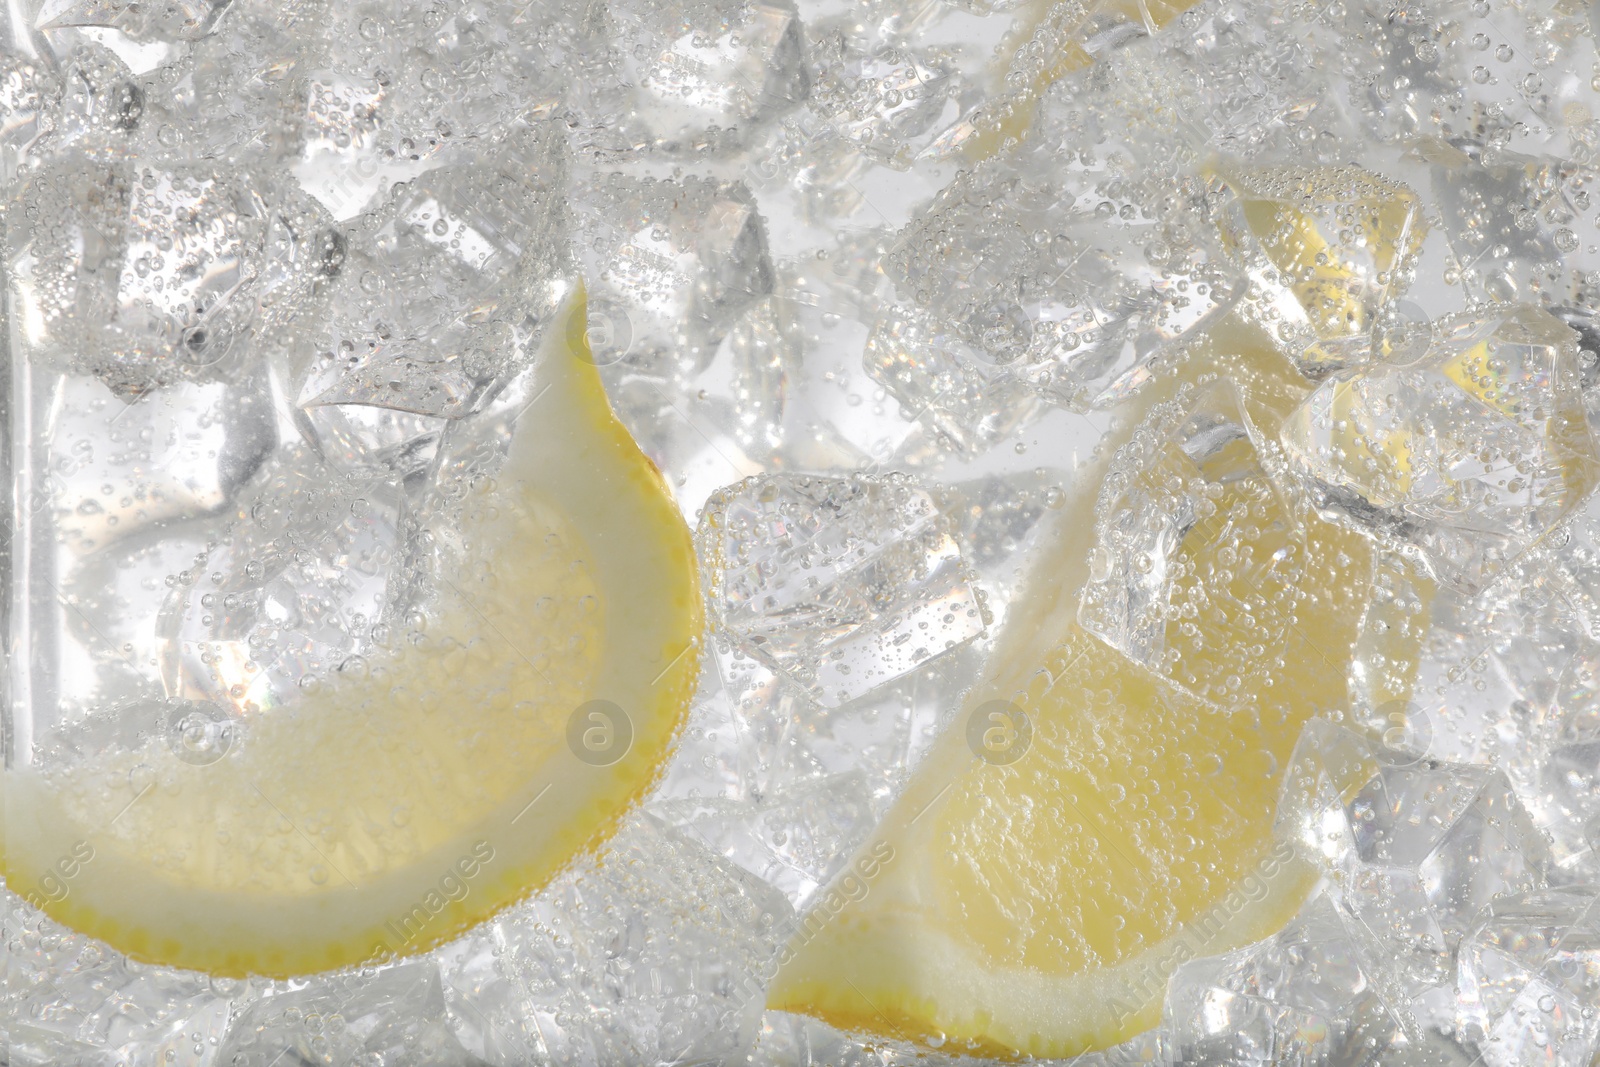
[1,289,701,978]
[766,330,1378,1056]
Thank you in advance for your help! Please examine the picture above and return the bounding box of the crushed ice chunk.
[573,172,775,373]
[0,891,245,1067]
[806,33,953,168]
[291,0,589,215]
[862,302,1041,456]
[293,125,571,468]
[698,472,986,708]
[1458,886,1600,1067]
[885,143,1243,411]
[1386,553,1600,876]
[216,962,478,1066]
[1079,382,1307,707]
[465,815,792,1065]
[45,41,146,149]
[6,159,331,396]
[655,772,878,907]
[576,0,808,155]
[47,371,278,556]
[132,0,331,168]
[1278,720,1552,996]
[0,54,57,176]
[1428,146,1600,311]
[160,461,403,712]
[1165,893,1400,1066]
[35,0,233,42]
[1215,163,1429,377]
[1327,0,1600,157]
[1281,303,1600,592]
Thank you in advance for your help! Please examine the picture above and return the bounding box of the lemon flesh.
[1,290,701,978]
[766,332,1376,1057]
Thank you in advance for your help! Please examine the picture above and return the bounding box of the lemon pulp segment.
[766,333,1377,1056]
[2,289,701,978]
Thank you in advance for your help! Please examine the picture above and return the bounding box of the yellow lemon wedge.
[0,289,701,978]
[766,328,1379,1057]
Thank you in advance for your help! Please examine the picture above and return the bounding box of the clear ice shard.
[1457,886,1600,1067]
[1078,381,1305,708]
[5,157,336,396]
[697,472,986,709]
[573,0,807,155]
[884,128,1244,412]
[464,816,791,1066]
[862,302,1041,456]
[1427,145,1600,311]
[1214,163,1429,377]
[805,33,953,168]
[214,962,480,1066]
[1164,894,1399,1067]
[0,893,241,1067]
[293,123,572,471]
[1280,303,1600,592]
[1278,720,1552,996]
[35,0,233,41]
[572,173,775,373]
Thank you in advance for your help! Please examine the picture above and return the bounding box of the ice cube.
[805,33,953,168]
[1146,0,1347,164]
[1322,0,1473,146]
[159,461,403,713]
[718,295,792,457]
[1079,381,1314,708]
[1347,548,1436,746]
[1165,894,1400,1066]
[1407,572,1579,769]
[1329,0,1600,157]
[0,53,56,178]
[573,172,775,374]
[6,159,335,396]
[215,961,480,1066]
[1458,886,1600,1067]
[655,772,878,906]
[0,891,245,1067]
[1428,146,1600,312]
[36,0,233,42]
[698,472,986,708]
[1278,720,1552,993]
[293,125,572,470]
[1030,0,1350,173]
[862,302,1041,456]
[575,0,808,156]
[1214,164,1430,377]
[132,0,332,168]
[570,276,795,519]
[1280,303,1600,593]
[937,469,1065,574]
[884,142,1244,411]
[46,369,278,558]
[292,0,598,218]
[36,40,149,154]
[479,815,792,1066]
